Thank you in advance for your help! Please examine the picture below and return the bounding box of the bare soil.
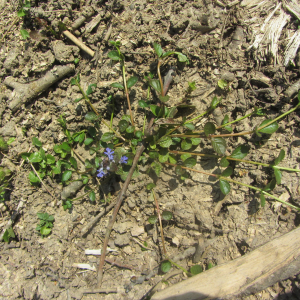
[1,0,300,299]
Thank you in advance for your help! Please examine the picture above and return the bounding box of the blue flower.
[119,156,128,164]
[104,148,114,161]
[97,169,106,178]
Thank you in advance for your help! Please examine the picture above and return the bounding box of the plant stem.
[152,190,167,255]
[168,259,189,274]
[219,176,300,211]
[164,162,300,211]
[157,60,164,96]
[169,150,300,173]
[186,109,211,124]
[122,63,135,126]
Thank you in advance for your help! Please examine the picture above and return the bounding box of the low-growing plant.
[36,212,54,236]
[17,0,30,39]
[24,41,300,285]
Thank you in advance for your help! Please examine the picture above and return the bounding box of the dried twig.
[4,65,74,112]
[97,143,146,286]
[63,30,95,57]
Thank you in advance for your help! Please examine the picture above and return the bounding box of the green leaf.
[221,166,233,177]
[63,200,72,210]
[183,157,196,168]
[61,142,71,152]
[222,115,229,125]
[127,76,138,88]
[230,145,250,159]
[110,82,124,90]
[177,52,188,62]
[224,125,233,133]
[149,79,161,93]
[219,179,231,195]
[264,179,276,192]
[162,211,173,221]
[258,120,278,134]
[89,191,96,202]
[149,151,159,159]
[69,157,77,169]
[40,226,52,236]
[168,107,178,118]
[17,8,26,17]
[151,161,162,176]
[210,96,220,109]
[2,227,15,243]
[20,29,29,39]
[220,157,229,167]
[84,138,93,145]
[168,154,177,164]
[218,79,228,89]
[46,154,56,165]
[184,123,195,130]
[108,50,121,60]
[161,260,172,273]
[28,152,43,163]
[86,83,97,95]
[74,97,83,103]
[148,215,158,224]
[273,167,282,185]
[158,136,172,148]
[207,262,214,269]
[260,193,266,207]
[204,122,216,137]
[181,139,192,150]
[191,137,201,146]
[32,137,42,147]
[146,183,156,190]
[180,153,191,161]
[274,149,285,166]
[159,148,169,163]
[153,42,163,57]
[211,137,226,155]
[150,104,160,116]
[62,170,72,182]
[190,265,203,275]
[138,100,148,108]
[175,165,185,175]
[126,125,135,133]
[135,131,143,139]
[159,95,170,103]
[122,115,131,123]
[118,120,128,132]
[101,132,114,142]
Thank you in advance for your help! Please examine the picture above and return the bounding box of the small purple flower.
[119,156,128,164]
[97,169,106,178]
[104,148,114,161]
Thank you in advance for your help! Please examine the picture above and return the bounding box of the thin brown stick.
[63,30,95,57]
[152,190,167,255]
[97,143,145,286]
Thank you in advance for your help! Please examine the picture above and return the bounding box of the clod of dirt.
[52,40,80,64]
[61,180,83,200]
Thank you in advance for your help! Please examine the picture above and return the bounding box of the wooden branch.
[4,65,74,111]
[97,143,145,286]
[152,226,300,300]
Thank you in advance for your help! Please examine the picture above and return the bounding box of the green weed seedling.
[17,0,30,39]
[36,212,54,236]
[2,227,15,243]
[21,137,57,185]
[25,40,300,284]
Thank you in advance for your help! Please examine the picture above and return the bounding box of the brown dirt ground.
[1,0,300,299]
